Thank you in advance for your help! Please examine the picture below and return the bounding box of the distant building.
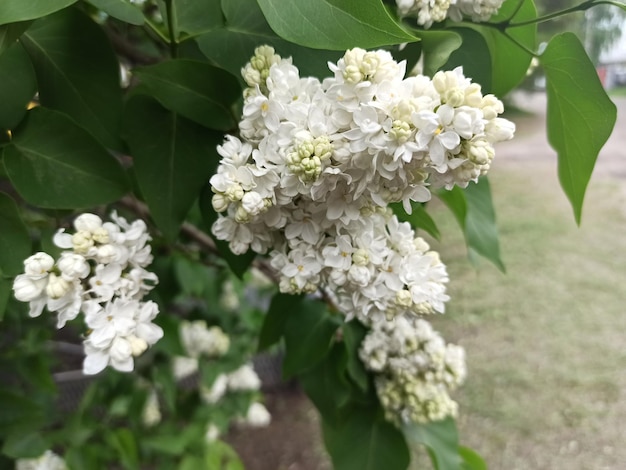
[599,34,626,88]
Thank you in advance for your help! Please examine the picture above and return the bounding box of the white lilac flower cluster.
[359,317,466,425]
[15,450,67,470]
[210,46,513,324]
[397,0,506,28]
[12,212,162,375]
[201,363,271,430]
[172,319,231,380]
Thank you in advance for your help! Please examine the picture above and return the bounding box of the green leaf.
[86,0,145,25]
[437,178,504,271]
[0,390,46,435]
[1,432,48,459]
[178,455,204,470]
[437,185,466,227]
[21,8,124,149]
[323,407,410,470]
[459,446,487,470]
[0,21,32,56]
[0,1,77,25]
[342,320,369,393]
[174,0,223,37]
[541,32,617,224]
[282,299,340,378]
[173,256,208,296]
[483,0,536,96]
[404,418,461,470]
[123,94,222,241]
[443,28,492,92]
[3,107,129,208]
[463,177,504,271]
[0,277,11,321]
[415,29,462,77]
[106,428,139,470]
[135,59,240,131]
[198,184,256,278]
[258,292,303,352]
[0,42,36,130]
[196,0,342,80]
[391,202,441,241]
[299,343,351,425]
[204,440,245,470]
[0,192,31,276]
[256,0,415,50]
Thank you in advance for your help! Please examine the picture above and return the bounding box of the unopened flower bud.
[212,193,229,213]
[57,253,90,280]
[74,213,103,232]
[92,227,110,244]
[13,274,47,302]
[395,289,413,307]
[352,248,370,266]
[128,334,148,356]
[24,252,55,279]
[45,273,70,299]
[72,230,93,254]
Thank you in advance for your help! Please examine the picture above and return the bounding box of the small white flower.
[227,363,261,391]
[57,252,90,280]
[15,450,67,470]
[244,402,271,427]
[23,252,55,279]
[45,273,71,300]
[201,374,229,404]
[73,213,103,232]
[13,274,48,303]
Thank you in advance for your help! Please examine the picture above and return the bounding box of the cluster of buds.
[359,317,466,425]
[397,0,506,28]
[12,212,162,374]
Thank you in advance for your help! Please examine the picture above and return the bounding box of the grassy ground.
[419,161,626,469]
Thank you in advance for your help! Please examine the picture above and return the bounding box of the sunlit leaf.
[256,0,415,50]
[541,32,617,223]
[4,107,129,208]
